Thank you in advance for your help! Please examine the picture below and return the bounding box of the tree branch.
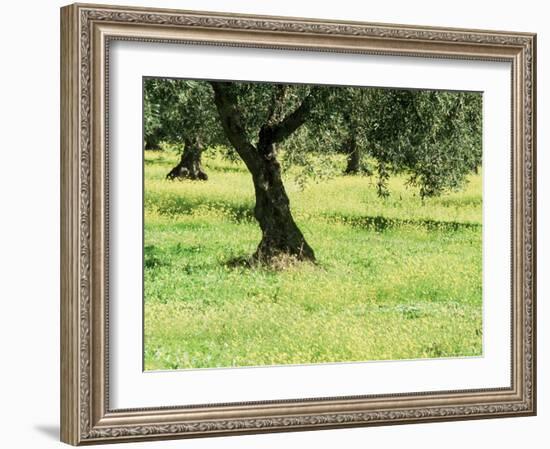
[209,82,259,171]
[260,87,320,147]
[265,84,287,127]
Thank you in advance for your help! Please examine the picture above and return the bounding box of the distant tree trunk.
[344,135,361,174]
[251,143,315,261]
[145,129,162,150]
[166,138,208,180]
[210,81,316,262]
[145,138,158,150]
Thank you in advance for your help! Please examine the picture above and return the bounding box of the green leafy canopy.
[144,78,482,198]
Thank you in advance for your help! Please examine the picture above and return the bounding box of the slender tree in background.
[143,81,164,150]
[363,89,482,198]
[284,86,482,190]
[335,88,373,175]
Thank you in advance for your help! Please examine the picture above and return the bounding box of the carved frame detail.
[61,3,536,445]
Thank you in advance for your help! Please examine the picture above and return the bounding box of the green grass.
[144,150,482,370]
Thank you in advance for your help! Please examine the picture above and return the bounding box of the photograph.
[142,78,483,370]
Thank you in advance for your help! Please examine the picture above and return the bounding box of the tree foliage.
[143,78,227,150]
[364,89,482,198]
[280,86,482,198]
[144,78,482,198]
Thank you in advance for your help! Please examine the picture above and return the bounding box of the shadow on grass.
[224,253,319,272]
[144,245,169,269]
[145,243,210,271]
[322,213,481,232]
[224,254,255,269]
[144,154,177,165]
[204,163,247,174]
[151,195,255,223]
[149,195,480,233]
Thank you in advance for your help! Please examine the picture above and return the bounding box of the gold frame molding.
[60,3,537,445]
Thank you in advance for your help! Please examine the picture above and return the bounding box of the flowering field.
[143,150,482,370]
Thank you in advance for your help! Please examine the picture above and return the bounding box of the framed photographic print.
[60,2,537,445]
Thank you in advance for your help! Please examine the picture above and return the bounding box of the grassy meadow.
[143,149,482,370]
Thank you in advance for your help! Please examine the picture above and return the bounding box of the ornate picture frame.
[60,3,536,445]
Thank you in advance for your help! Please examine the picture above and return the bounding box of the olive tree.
[283,86,482,195]
[364,88,482,198]
[143,80,165,150]
[144,78,227,180]
[210,81,328,261]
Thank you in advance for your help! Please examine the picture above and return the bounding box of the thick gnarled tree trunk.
[166,138,208,180]
[210,81,316,263]
[252,149,315,261]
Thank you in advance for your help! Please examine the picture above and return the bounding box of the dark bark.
[166,138,208,180]
[344,135,361,174]
[145,138,158,150]
[210,82,316,262]
[252,143,315,261]
[145,128,163,151]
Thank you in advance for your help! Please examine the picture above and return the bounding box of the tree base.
[166,165,208,181]
[253,239,316,264]
[167,140,208,181]
[344,167,360,175]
